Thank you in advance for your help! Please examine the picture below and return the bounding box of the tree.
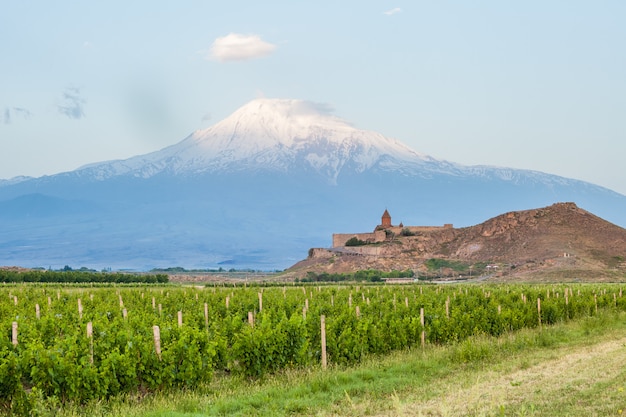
[345,237,366,246]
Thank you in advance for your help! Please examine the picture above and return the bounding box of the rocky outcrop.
[288,203,626,280]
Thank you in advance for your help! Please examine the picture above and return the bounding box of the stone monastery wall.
[332,231,386,248]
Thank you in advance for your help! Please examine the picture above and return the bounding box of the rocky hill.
[287,203,626,282]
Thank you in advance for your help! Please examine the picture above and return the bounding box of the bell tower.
[381,209,392,228]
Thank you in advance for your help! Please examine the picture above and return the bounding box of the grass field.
[42,310,626,417]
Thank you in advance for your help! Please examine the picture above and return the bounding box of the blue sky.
[2,1,625,194]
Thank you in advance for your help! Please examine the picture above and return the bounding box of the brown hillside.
[287,203,626,282]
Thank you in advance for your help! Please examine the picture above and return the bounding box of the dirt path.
[397,336,626,416]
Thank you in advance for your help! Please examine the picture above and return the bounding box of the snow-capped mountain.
[77,98,443,183]
[1,98,625,270]
[70,98,586,187]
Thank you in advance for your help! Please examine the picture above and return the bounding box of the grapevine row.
[0,283,623,409]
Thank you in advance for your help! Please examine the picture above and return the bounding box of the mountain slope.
[1,98,625,271]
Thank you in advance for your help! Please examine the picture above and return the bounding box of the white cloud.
[383,7,402,16]
[209,33,276,62]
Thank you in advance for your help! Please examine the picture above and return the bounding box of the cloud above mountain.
[57,87,86,119]
[3,107,32,124]
[209,33,276,62]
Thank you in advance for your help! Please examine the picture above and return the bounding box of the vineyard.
[0,282,625,413]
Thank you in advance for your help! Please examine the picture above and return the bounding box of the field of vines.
[0,282,625,411]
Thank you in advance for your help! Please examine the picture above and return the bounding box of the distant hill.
[1,99,626,271]
[287,203,626,281]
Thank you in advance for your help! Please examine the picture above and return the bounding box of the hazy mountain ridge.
[0,98,625,270]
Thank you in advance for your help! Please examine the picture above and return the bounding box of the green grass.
[31,310,626,417]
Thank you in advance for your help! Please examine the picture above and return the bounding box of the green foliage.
[424,258,468,272]
[0,270,168,284]
[400,228,415,236]
[345,237,367,246]
[0,282,623,410]
[303,269,413,282]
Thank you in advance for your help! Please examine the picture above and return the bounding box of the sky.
[2,1,626,194]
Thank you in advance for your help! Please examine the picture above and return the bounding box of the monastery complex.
[332,210,453,248]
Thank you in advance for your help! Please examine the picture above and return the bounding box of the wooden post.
[331,295,334,307]
[258,292,263,312]
[13,296,17,306]
[355,305,361,319]
[302,306,307,320]
[35,304,40,320]
[420,308,425,348]
[248,311,254,327]
[595,294,598,314]
[226,296,230,309]
[78,298,83,320]
[158,304,162,316]
[153,325,161,360]
[204,303,209,330]
[12,322,18,346]
[48,296,51,307]
[537,298,542,328]
[119,295,124,308]
[152,297,156,309]
[321,315,327,369]
[349,293,352,308]
[305,299,309,311]
[177,311,183,327]
[405,297,409,308]
[445,297,450,319]
[123,308,128,319]
[86,322,94,364]
[498,305,501,314]
[565,293,569,306]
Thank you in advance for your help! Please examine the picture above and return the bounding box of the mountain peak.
[193,98,355,149]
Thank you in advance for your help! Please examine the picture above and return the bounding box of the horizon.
[2,2,625,195]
